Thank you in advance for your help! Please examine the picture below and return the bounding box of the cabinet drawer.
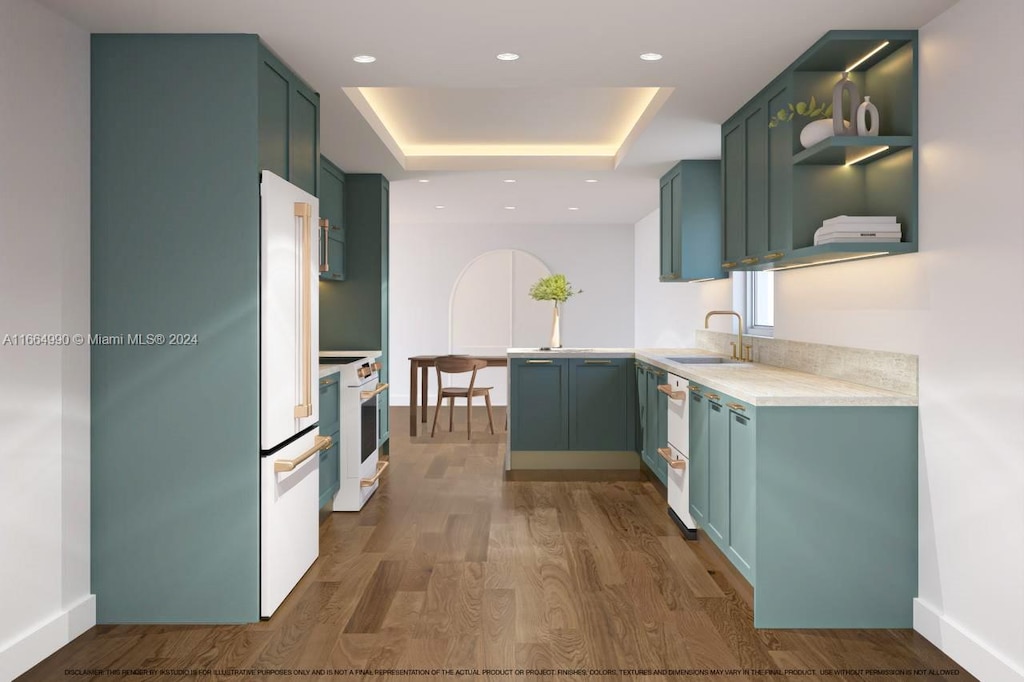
[319,373,340,436]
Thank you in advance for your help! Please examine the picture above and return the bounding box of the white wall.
[633,209,732,346]
[634,1,1024,678]
[390,222,635,406]
[0,0,94,678]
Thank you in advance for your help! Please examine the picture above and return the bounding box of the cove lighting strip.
[846,41,890,71]
[768,253,889,272]
[846,146,890,166]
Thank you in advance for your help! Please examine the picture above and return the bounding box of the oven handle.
[360,382,389,401]
[274,435,332,473]
[657,447,687,470]
[360,459,389,487]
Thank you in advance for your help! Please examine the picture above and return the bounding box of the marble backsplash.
[694,330,918,396]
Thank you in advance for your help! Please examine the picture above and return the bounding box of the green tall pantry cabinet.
[91,34,319,622]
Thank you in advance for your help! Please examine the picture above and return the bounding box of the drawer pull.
[740,256,760,265]
[657,447,687,470]
[726,402,746,412]
[527,359,553,364]
[583,359,612,365]
[360,459,389,487]
[662,273,680,280]
[764,252,784,261]
[274,435,332,473]
[705,393,720,401]
[656,384,686,400]
[722,261,737,268]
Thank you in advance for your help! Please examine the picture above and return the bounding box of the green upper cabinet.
[510,359,570,451]
[721,30,917,272]
[568,358,633,451]
[319,157,346,281]
[258,45,320,197]
[659,160,724,281]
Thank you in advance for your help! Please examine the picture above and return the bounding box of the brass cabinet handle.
[740,256,759,265]
[372,361,382,371]
[689,385,701,394]
[360,459,390,487]
[657,447,687,470]
[705,393,720,401]
[657,384,686,400]
[360,383,389,401]
[584,359,612,365]
[727,402,746,412]
[275,435,332,473]
[764,252,784,261]
[722,261,737,268]
[294,202,313,419]
[662,273,680,280]
[319,218,330,273]
[527,359,553,364]
[320,378,334,385]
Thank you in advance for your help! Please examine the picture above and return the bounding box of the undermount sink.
[664,356,751,366]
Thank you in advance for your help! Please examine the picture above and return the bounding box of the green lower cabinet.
[645,367,668,485]
[706,397,730,545]
[635,362,647,455]
[688,389,709,525]
[687,380,917,628]
[318,433,340,508]
[727,405,756,583]
[568,358,632,450]
[510,359,570,451]
[319,373,340,434]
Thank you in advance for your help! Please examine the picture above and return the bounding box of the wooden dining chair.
[430,356,496,439]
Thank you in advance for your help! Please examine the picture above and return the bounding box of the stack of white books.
[814,215,902,245]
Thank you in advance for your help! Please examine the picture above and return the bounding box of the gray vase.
[832,72,860,136]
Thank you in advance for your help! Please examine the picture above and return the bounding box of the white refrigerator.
[258,171,328,618]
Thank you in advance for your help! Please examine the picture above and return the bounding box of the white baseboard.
[0,594,96,681]
[914,598,1024,682]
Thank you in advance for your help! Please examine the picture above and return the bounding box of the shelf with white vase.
[791,135,914,165]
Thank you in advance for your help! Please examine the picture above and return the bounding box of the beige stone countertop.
[506,347,917,407]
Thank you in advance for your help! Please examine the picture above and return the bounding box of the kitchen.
[1,0,1022,681]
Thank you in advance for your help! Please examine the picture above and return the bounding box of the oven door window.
[361,395,377,462]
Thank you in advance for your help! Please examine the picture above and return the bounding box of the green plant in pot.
[528,274,582,349]
[769,95,839,148]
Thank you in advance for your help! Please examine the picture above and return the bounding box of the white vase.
[550,304,561,348]
[856,96,880,136]
[800,119,835,148]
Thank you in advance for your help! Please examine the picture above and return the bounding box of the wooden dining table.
[408,355,508,436]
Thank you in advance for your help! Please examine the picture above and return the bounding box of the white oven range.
[320,353,389,511]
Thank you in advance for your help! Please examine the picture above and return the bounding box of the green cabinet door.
[728,407,756,581]
[688,388,709,525]
[706,397,730,546]
[644,366,668,485]
[659,166,675,278]
[290,83,318,196]
[510,359,569,451]
[258,57,289,180]
[745,103,769,257]
[635,362,647,455]
[568,358,630,451]
[319,435,340,508]
[766,81,793,253]
[319,374,340,435]
[722,121,746,265]
[320,158,346,281]
[379,180,390,449]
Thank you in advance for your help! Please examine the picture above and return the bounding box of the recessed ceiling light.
[640,52,663,61]
[568,207,580,211]
[434,205,445,209]
[496,52,520,61]
[504,206,516,210]
[585,179,598,183]
[353,55,376,64]
[503,179,517,183]
[418,179,430,183]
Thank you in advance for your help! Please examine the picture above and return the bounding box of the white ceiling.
[39,0,958,225]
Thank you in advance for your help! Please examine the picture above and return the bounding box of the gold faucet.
[704,310,752,362]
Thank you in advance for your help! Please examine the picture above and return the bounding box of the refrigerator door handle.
[294,202,313,419]
[274,435,332,473]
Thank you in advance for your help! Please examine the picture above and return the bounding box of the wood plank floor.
[22,407,972,682]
